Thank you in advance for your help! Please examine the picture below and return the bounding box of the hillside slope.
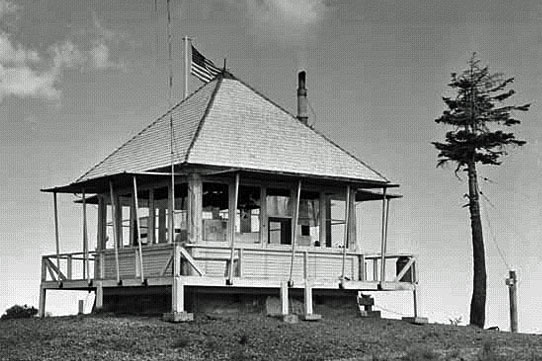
[1,314,541,360]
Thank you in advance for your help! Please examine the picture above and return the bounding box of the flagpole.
[183,36,190,100]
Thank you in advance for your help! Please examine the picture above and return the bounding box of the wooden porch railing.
[40,246,416,285]
[41,252,96,283]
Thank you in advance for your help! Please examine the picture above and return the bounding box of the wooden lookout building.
[39,71,419,321]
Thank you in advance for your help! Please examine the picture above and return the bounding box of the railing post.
[67,255,72,280]
[358,255,365,281]
[238,248,243,278]
[288,180,302,286]
[41,257,47,282]
[133,175,145,283]
[227,173,240,284]
[82,188,90,283]
[99,251,105,280]
[303,251,309,280]
[174,244,181,276]
[53,192,61,269]
[109,181,121,284]
[341,185,351,284]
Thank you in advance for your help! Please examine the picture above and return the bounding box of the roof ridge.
[76,79,216,183]
[222,75,390,183]
[184,76,224,163]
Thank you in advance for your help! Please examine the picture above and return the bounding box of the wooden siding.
[100,243,359,281]
[189,245,358,280]
[102,245,172,279]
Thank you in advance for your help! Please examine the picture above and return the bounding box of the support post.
[227,173,240,284]
[238,248,244,277]
[133,176,145,283]
[82,188,89,283]
[358,255,365,281]
[67,255,72,280]
[168,182,174,243]
[259,186,268,245]
[348,188,357,251]
[280,281,289,316]
[188,173,202,243]
[163,276,193,322]
[158,209,167,243]
[53,192,60,268]
[148,189,155,244]
[38,286,46,318]
[97,196,106,250]
[41,257,47,282]
[341,185,351,285]
[319,192,327,248]
[109,181,121,284]
[379,188,388,282]
[303,251,309,280]
[95,281,103,311]
[302,280,322,321]
[506,269,518,333]
[288,180,302,286]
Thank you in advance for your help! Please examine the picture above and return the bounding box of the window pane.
[203,183,229,242]
[237,185,261,243]
[298,191,320,246]
[267,188,292,217]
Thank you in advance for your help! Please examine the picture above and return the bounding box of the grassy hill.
[1,313,541,360]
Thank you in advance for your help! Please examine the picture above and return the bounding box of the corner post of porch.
[96,195,106,279]
[227,173,240,284]
[82,188,89,283]
[348,187,357,252]
[38,285,46,318]
[187,173,202,244]
[109,181,121,284]
[133,176,145,283]
[340,185,351,284]
[164,276,193,322]
[379,188,388,282]
[53,192,60,269]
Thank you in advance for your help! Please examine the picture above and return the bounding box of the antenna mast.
[166,0,175,246]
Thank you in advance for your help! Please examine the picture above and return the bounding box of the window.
[202,183,229,242]
[266,188,292,245]
[236,186,261,243]
[298,191,320,246]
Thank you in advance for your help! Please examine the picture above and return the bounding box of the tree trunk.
[467,161,487,328]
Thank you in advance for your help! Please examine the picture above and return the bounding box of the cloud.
[0,1,125,103]
[0,0,18,18]
[0,32,40,66]
[0,63,60,102]
[237,0,328,47]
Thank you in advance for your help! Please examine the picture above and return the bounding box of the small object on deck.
[402,316,428,325]
[78,300,84,315]
[162,311,194,323]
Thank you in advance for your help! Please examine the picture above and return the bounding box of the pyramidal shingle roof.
[77,74,389,184]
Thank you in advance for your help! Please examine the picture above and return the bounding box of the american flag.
[191,45,221,83]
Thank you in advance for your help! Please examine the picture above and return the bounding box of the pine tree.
[432,54,529,328]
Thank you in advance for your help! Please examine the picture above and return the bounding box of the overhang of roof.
[41,171,178,194]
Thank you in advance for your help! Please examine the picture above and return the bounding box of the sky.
[1,0,541,332]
